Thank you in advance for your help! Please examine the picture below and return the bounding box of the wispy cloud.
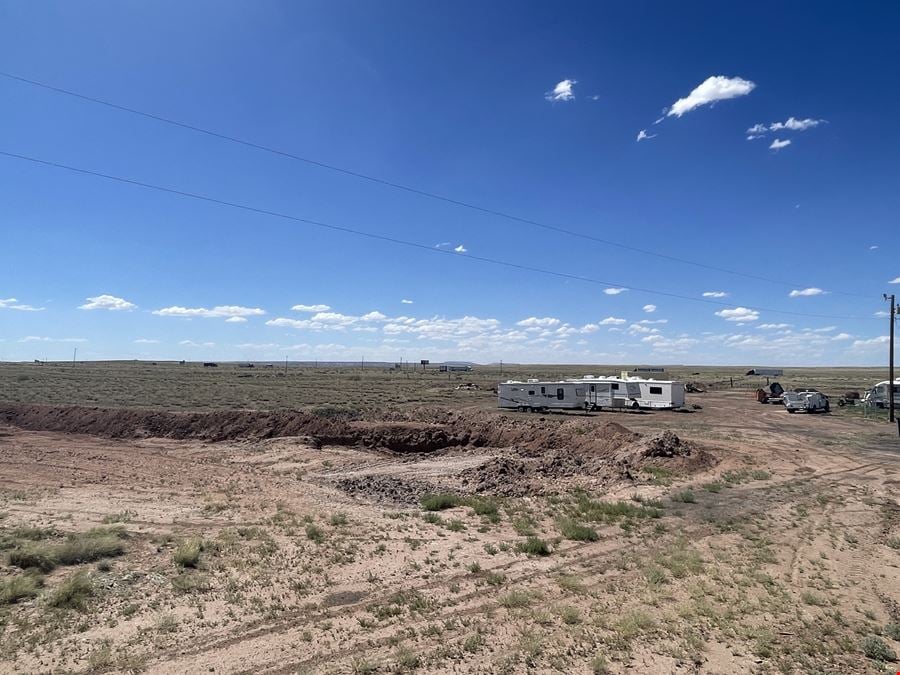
[642,304,657,313]
[850,335,889,351]
[758,323,792,329]
[153,305,265,319]
[702,291,728,298]
[603,287,628,296]
[769,138,791,150]
[454,244,467,253]
[666,75,755,118]
[788,287,825,297]
[225,316,247,323]
[0,297,44,311]
[20,336,87,343]
[636,129,657,142]
[292,304,330,312]
[715,307,760,322]
[545,79,576,102]
[179,340,216,348]
[889,277,900,284]
[133,338,159,344]
[401,299,414,304]
[599,316,626,325]
[748,117,825,140]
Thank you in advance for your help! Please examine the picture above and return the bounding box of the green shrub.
[419,493,462,511]
[57,535,124,565]
[0,574,42,605]
[48,570,94,610]
[9,544,57,572]
[172,572,211,594]
[862,635,896,661]
[516,537,551,556]
[557,517,599,542]
[305,524,325,543]
[574,495,662,521]
[469,498,500,522]
[173,538,203,568]
[329,512,348,526]
[670,490,696,504]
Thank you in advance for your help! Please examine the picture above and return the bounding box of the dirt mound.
[334,475,439,506]
[0,404,470,454]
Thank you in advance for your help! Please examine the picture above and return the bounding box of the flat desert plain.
[1,362,899,674]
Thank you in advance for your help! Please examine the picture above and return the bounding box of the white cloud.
[401,299,414,304]
[870,245,879,250]
[599,316,627,325]
[667,75,755,117]
[516,317,561,328]
[769,138,791,150]
[179,340,216,348]
[889,277,900,284]
[715,307,760,323]
[874,311,889,318]
[642,304,656,313]
[627,323,660,335]
[758,323,792,330]
[637,319,667,325]
[79,294,136,311]
[545,79,576,102]
[361,311,387,322]
[0,297,44,311]
[603,287,628,295]
[788,287,825,297]
[153,305,265,319]
[702,291,728,298]
[225,316,247,323]
[20,336,86,343]
[133,338,159,344]
[454,244,467,253]
[747,117,824,140]
[831,333,852,341]
[636,129,657,142]
[851,335,889,350]
[292,304,330,312]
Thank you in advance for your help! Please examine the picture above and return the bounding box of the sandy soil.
[1,391,900,674]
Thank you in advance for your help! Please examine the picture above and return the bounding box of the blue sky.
[1,1,898,365]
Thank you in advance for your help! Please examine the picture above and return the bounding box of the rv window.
[590,385,595,392]
[575,388,585,397]
[611,383,619,390]
[649,386,663,395]
[528,390,535,396]
[541,386,545,394]
[556,388,565,400]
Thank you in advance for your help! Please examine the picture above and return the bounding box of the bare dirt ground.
[2,377,900,673]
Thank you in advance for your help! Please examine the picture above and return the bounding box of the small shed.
[746,368,783,377]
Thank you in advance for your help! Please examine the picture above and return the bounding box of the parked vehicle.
[783,390,830,413]
[861,379,900,409]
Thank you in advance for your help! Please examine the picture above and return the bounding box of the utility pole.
[886,293,896,423]
[284,355,288,376]
[73,347,77,363]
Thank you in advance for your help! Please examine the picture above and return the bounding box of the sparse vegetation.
[556,517,599,542]
[516,537,551,556]
[420,493,462,511]
[173,538,203,568]
[862,635,896,661]
[48,570,94,610]
[0,573,42,605]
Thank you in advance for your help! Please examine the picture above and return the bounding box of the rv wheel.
[631,401,640,410]
[787,409,796,413]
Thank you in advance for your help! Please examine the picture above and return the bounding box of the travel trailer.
[497,379,627,411]
[566,375,642,406]
[570,374,685,409]
[862,379,900,409]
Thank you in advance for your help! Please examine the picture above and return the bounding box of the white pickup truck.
[783,390,830,414]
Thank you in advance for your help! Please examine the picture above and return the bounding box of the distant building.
[439,364,472,372]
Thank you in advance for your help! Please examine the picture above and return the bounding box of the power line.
[0,149,878,322]
[0,70,871,299]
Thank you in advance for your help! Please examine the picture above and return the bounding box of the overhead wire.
[0,149,879,322]
[0,70,873,299]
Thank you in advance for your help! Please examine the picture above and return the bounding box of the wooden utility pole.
[886,293,896,423]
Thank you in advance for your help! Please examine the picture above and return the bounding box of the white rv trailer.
[573,375,685,409]
[497,379,617,411]
[566,375,642,408]
[862,378,900,408]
